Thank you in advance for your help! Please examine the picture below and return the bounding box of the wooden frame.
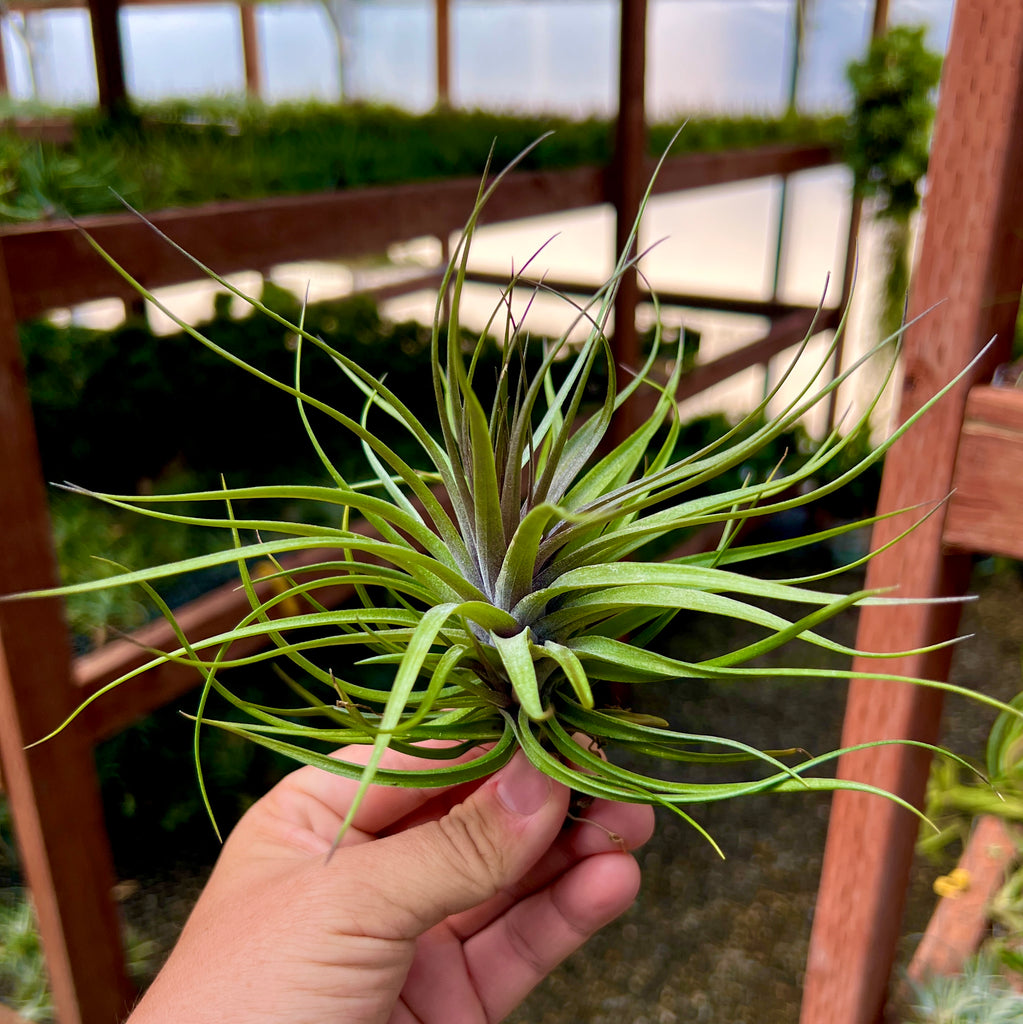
[2,142,837,322]
[0,130,847,1024]
[907,815,1018,984]
[801,2,1023,1020]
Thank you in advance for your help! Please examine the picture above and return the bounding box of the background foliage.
[844,26,943,341]
[0,101,845,222]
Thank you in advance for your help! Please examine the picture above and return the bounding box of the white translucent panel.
[639,180,780,300]
[269,262,353,305]
[257,3,340,102]
[890,0,955,49]
[145,272,263,335]
[453,0,616,116]
[350,1,433,111]
[465,205,616,284]
[120,5,244,100]
[2,10,97,105]
[796,1,871,111]
[648,1,792,118]
[773,166,854,308]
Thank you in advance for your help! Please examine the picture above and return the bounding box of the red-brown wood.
[239,3,261,97]
[944,387,1023,561]
[1,144,837,322]
[435,0,450,105]
[465,270,827,321]
[87,0,127,112]
[801,3,1023,1022]
[907,815,1017,983]
[71,551,351,742]
[611,0,647,440]
[0,129,841,1023]
[0,24,9,97]
[0,245,133,1023]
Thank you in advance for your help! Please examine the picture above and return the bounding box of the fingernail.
[496,753,552,816]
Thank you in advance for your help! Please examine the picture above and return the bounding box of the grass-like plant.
[13,140,1009,850]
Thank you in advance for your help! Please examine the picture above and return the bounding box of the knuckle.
[432,804,511,897]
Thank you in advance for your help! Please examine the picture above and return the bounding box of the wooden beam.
[801,2,1023,1021]
[0,240,133,1023]
[87,0,128,113]
[465,268,828,321]
[0,144,839,323]
[673,307,837,403]
[906,815,1016,983]
[646,142,836,192]
[71,546,354,742]
[2,167,606,320]
[943,386,1023,561]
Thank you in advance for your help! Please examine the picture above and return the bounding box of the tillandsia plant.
[12,139,1012,852]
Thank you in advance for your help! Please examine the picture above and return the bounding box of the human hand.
[126,745,654,1024]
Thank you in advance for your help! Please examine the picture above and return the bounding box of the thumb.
[363,752,571,938]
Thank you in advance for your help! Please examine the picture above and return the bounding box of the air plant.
[14,139,1008,851]
[904,954,1023,1024]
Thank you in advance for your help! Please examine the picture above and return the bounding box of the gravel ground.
[110,558,1023,1023]
[505,561,1023,1024]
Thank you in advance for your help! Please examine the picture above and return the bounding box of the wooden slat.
[674,306,833,402]
[906,815,1016,983]
[801,2,1023,1021]
[646,142,836,194]
[1,144,838,323]
[464,270,822,321]
[1,168,605,321]
[944,386,1023,560]
[0,118,75,144]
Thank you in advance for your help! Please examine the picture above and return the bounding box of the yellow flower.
[933,868,971,899]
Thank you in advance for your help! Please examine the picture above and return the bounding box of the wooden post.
[0,252,133,1018]
[240,3,261,98]
[800,3,1023,1021]
[435,0,450,106]
[611,0,647,442]
[87,0,127,113]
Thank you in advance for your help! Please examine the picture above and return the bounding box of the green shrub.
[0,101,845,222]
[845,26,943,341]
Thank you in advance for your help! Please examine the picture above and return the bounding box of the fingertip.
[554,850,643,930]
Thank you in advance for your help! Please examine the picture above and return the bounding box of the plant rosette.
[9,139,1011,851]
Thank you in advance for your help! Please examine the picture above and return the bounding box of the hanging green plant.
[845,24,943,341]
[10,140,1009,852]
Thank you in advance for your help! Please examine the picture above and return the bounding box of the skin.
[126,745,655,1024]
